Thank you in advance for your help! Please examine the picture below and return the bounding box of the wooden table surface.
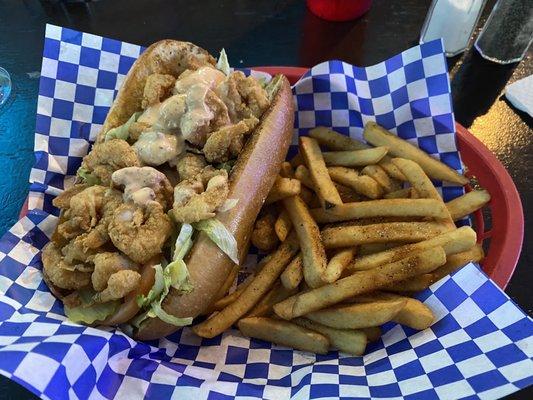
[0,0,531,398]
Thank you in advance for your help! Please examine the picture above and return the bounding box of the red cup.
[306,0,372,22]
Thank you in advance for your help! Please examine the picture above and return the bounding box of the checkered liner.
[0,24,530,399]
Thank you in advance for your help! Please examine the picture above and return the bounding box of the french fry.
[273,247,446,319]
[392,296,434,330]
[431,244,484,281]
[306,296,407,329]
[391,158,442,201]
[274,209,293,242]
[280,253,303,290]
[299,136,342,208]
[324,248,356,283]
[322,147,388,167]
[193,234,299,338]
[294,165,315,190]
[328,166,383,199]
[364,122,468,185]
[358,242,399,256]
[283,196,327,288]
[293,318,367,355]
[310,199,450,223]
[213,263,240,301]
[321,221,450,249]
[251,212,279,252]
[361,326,381,342]
[290,152,304,168]
[362,164,395,192]
[300,186,321,208]
[206,278,253,314]
[384,273,435,292]
[446,189,491,221]
[237,317,330,354]
[280,161,294,178]
[384,188,412,199]
[309,126,406,180]
[247,282,298,317]
[348,226,476,271]
[265,177,301,204]
[335,183,362,203]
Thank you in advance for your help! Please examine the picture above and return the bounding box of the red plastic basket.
[254,66,524,289]
[20,66,523,290]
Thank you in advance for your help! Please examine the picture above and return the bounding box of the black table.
[0,1,531,399]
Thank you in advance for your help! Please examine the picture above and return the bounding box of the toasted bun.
[135,75,294,340]
[97,40,215,143]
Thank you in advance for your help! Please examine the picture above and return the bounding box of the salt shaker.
[475,0,533,64]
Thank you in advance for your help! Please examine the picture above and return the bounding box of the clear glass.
[420,0,488,57]
[475,0,533,64]
[0,67,11,107]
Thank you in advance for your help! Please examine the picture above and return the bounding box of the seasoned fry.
[283,196,327,288]
[328,166,383,199]
[206,278,253,314]
[361,326,381,342]
[251,212,279,252]
[300,186,321,208]
[299,136,342,208]
[193,234,299,338]
[385,273,435,292]
[391,296,434,330]
[294,165,315,190]
[349,226,476,271]
[280,253,303,290]
[431,244,484,281]
[309,126,406,180]
[274,209,293,242]
[361,165,393,192]
[214,263,240,301]
[321,221,450,249]
[324,248,356,283]
[391,158,442,201]
[335,183,362,203]
[247,282,298,317]
[359,242,399,256]
[364,122,468,184]
[446,189,491,221]
[322,148,388,167]
[273,247,446,319]
[237,317,330,354]
[280,161,294,178]
[306,296,407,329]
[384,188,413,199]
[265,177,301,204]
[310,199,450,223]
[293,318,367,355]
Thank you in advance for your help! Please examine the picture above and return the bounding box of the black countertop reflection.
[0,0,531,399]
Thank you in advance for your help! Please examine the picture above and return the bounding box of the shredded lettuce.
[265,74,283,101]
[152,302,193,326]
[104,112,141,142]
[193,218,239,264]
[77,167,101,186]
[215,160,236,174]
[216,48,231,76]
[136,263,165,308]
[217,198,239,213]
[64,300,120,324]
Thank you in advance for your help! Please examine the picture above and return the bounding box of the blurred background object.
[420,0,487,56]
[306,0,372,22]
[475,0,533,64]
[0,67,11,107]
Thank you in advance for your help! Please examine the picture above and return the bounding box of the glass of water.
[0,67,12,107]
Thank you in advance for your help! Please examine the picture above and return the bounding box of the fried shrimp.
[108,201,173,264]
[94,270,141,303]
[216,71,270,122]
[176,152,207,181]
[42,242,91,290]
[172,167,229,223]
[142,73,176,109]
[91,252,139,292]
[202,117,259,163]
[251,212,279,252]
[52,184,89,209]
[61,234,97,266]
[112,166,173,209]
[80,139,140,186]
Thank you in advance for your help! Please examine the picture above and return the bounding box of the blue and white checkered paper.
[0,24,530,399]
